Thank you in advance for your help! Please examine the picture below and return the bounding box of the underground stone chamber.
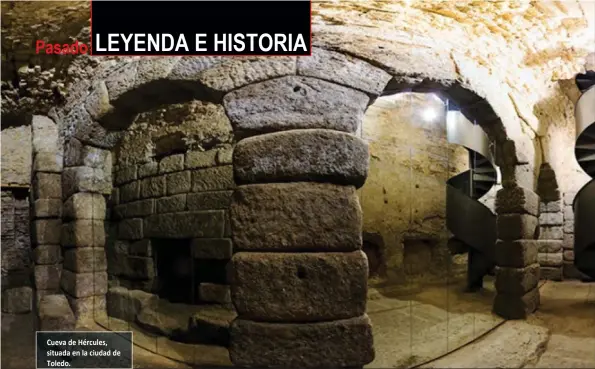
[2,33,594,367]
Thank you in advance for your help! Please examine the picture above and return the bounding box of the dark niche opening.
[363,232,386,278]
[403,235,439,276]
[153,238,194,304]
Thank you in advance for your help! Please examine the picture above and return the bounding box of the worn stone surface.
[1,125,32,186]
[114,165,138,185]
[33,245,62,265]
[1,286,32,313]
[31,115,60,155]
[234,129,369,188]
[113,199,154,219]
[156,194,186,213]
[138,162,158,178]
[33,151,63,173]
[539,213,564,226]
[118,218,144,240]
[494,240,538,268]
[140,176,166,199]
[64,140,112,171]
[536,240,563,253]
[186,191,232,210]
[33,219,62,245]
[62,166,111,199]
[106,286,156,322]
[61,270,108,298]
[224,76,369,134]
[117,100,233,165]
[563,250,574,261]
[32,172,62,200]
[199,283,231,304]
[166,171,191,195]
[563,220,574,234]
[144,211,225,239]
[34,264,61,290]
[216,147,233,165]
[538,226,564,240]
[185,150,217,169]
[540,200,562,213]
[62,220,105,248]
[63,248,107,272]
[230,251,368,322]
[232,183,362,251]
[493,287,540,319]
[501,164,535,190]
[563,234,574,249]
[63,193,106,220]
[197,56,296,92]
[497,214,538,241]
[159,154,184,174]
[297,48,391,95]
[38,294,75,331]
[33,199,62,218]
[120,180,141,203]
[192,166,235,192]
[67,294,107,320]
[538,252,563,267]
[229,315,374,368]
[495,264,540,295]
[495,186,539,216]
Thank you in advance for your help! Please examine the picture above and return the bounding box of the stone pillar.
[562,191,585,279]
[60,137,112,324]
[225,74,375,367]
[493,186,541,319]
[535,163,563,280]
[30,116,63,307]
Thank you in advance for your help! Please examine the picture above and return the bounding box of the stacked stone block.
[561,191,584,279]
[224,70,387,367]
[30,116,64,309]
[60,137,111,322]
[1,190,33,314]
[537,200,564,280]
[535,163,563,280]
[109,147,234,304]
[493,186,541,319]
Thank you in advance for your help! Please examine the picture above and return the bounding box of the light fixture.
[422,107,439,122]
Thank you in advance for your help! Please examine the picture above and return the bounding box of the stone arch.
[52,44,537,366]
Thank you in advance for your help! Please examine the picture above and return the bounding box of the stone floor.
[2,280,593,369]
[421,280,595,369]
[367,276,503,368]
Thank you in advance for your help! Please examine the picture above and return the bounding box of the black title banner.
[90,0,311,56]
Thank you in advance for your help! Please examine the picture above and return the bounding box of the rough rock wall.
[1,124,32,186]
[107,100,235,305]
[1,190,33,314]
[359,92,469,282]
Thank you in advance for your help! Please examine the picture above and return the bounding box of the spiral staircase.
[445,109,498,287]
[573,72,595,280]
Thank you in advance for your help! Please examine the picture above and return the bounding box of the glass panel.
[360,92,501,368]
